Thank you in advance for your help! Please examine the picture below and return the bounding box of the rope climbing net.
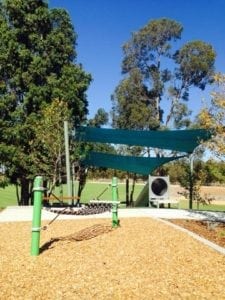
[45,202,112,216]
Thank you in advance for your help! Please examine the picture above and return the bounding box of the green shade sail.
[82,151,184,175]
[75,126,211,153]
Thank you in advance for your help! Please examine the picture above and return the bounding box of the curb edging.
[158,218,225,256]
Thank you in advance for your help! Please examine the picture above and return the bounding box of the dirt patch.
[0,218,225,299]
[167,219,225,248]
[170,184,225,203]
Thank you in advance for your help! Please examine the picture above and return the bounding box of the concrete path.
[0,206,225,223]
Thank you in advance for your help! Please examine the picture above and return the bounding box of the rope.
[42,203,112,230]
[47,191,65,205]
[41,206,70,230]
[95,183,111,200]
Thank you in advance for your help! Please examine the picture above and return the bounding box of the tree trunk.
[126,173,129,207]
[30,181,34,205]
[77,167,87,206]
[16,183,21,206]
[129,174,136,207]
[20,177,30,205]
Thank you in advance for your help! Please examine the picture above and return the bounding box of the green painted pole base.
[112,206,119,228]
[31,176,44,256]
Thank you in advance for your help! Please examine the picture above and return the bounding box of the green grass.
[0,181,144,208]
[178,200,225,212]
[0,185,19,208]
[1,182,225,212]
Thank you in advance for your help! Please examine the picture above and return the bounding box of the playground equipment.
[31,176,120,256]
[111,177,120,227]
[89,177,120,227]
[134,177,179,208]
[75,126,211,209]
[149,176,179,208]
[31,176,44,256]
[149,176,169,200]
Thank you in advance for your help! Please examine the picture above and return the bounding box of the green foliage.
[197,73,225,159]
[163,158,225,186]
[111,68,159,130]
[122,18,183,75]
[88,108,109,127]
[174,41,215,90]
[113,18,216,129]
[0,0,91,204]
[29,99,70,185]
[204,160,225,184]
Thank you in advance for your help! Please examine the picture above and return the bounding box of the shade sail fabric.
[75,126,211,153]
[82,151,184,175]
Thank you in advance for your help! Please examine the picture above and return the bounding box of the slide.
[134,183,149,207]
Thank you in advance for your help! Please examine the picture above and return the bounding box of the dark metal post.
[126,173,129,207]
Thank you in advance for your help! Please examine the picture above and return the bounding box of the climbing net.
[45,202,112,215]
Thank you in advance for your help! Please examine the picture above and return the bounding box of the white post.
[189,154,194,210]
[64,121,72,204]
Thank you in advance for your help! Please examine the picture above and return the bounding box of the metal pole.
[64,121,72,205]
[72,163,75,206]
[189,154,194,210]
[31,176,44,256]
[112,177,119,228]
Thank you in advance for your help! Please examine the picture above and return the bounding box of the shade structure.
[75,126,211,153]
[82,151,184,175]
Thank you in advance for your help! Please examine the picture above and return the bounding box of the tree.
[111,18,215,206]
[113,18,216,129]
[111,68,159,130]
[197,73,225,159]
[88,108,109,128]
[0,0,91,205]
[30,99,70,192]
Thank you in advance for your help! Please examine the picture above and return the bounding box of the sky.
[49,0,225,122]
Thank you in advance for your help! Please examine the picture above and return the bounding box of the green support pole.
[112,177,119,228]
[31,176,44,256]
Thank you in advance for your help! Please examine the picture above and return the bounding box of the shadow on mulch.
[40,223,114,254]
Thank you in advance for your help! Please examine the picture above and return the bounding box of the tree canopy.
[197,73,225,159]
[112,18,216,130]
[0,0,91,204]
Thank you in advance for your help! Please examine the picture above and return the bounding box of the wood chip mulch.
[168,219,225,248]
[0,217,225,299]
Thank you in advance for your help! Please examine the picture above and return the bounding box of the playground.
[1,175,225,299]
[0,216,225,299]
[1,124,224,299]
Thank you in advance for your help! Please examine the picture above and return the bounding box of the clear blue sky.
[50,0,225,121]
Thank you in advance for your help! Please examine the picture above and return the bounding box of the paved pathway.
[0,206,225,222]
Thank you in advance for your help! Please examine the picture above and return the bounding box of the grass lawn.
[0,184,19,207]
[1,181,225,212]
[179,200,225,211]
[0,181,144,208]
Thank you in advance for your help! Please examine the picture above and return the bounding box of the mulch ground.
[168,219,225,248]
[1,218,225,300]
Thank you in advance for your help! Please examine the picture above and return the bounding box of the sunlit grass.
[0,181,144,208]
[1,182,225,212]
